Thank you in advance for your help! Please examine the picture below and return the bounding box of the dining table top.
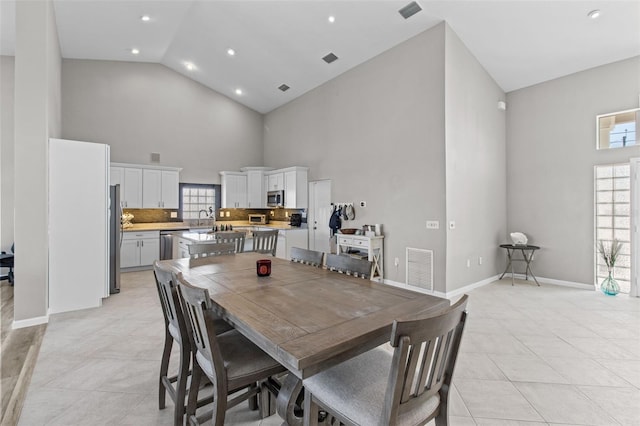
[159,252,450,379]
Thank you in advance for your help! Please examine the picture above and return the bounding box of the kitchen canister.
[375,224,382,236]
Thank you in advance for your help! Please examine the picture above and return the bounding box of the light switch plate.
[170,212,177,218]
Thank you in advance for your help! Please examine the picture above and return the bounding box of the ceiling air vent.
[322,52,338,64]
[399,1,422,20]
[278,84,290,92]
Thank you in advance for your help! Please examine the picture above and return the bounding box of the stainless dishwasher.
[160,230,180,260]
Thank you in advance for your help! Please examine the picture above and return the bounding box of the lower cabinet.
[121,231,160,268]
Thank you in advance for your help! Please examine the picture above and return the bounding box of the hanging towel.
[345,204,355,220]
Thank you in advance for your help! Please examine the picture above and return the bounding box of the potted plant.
[597,239,623,296]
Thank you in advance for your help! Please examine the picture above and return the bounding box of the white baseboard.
[509,273,593,290]
[383,273,594,301]
[383,275,500,300]
[12,315,49,329]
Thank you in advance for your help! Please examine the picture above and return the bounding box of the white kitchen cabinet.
[220,172,247,208]
[246,170,264,208]
[266,172,284,191]
[121,231,160,268]
[142,169,179,208]
[283,167,308,208]
[110,166,143,208]
[273,228,308,260]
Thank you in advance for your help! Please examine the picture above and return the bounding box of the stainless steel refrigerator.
[109,184,121,294]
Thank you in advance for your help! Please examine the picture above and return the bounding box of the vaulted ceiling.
[1,1,638,113]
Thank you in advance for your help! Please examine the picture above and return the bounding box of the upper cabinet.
[220,171,248,208]
[111,163,181,209]
[110,166,143,208]
[266,172,284,191]
[245,169,265,208]
[222,166,308,209]
[283,167,308,208]
[142,169,179,208]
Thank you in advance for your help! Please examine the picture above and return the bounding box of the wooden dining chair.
[252,230,279,256]
[176,272,287,426]
[290,247,324,267]
[324,253,372,279]
[152,262,232,426]
[188,241,236,259]
[303,294,469,426]
[213,231,245,253]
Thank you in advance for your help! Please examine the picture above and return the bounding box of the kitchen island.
[171,224,308,260]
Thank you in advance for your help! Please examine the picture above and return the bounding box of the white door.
[308,180,331,253]
[630,158,640,297]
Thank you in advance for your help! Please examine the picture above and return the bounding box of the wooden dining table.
[160,252,449,425]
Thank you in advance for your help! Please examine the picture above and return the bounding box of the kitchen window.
[179,183,220,220]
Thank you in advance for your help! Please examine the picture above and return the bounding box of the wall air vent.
[322,53,338,64]
[406,247,434,292]
[399,1,422,20]
[278,84,290,92]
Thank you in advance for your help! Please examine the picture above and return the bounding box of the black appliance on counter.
[289,213,302,227]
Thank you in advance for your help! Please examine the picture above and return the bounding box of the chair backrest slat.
[383,294,469,424]
[325,253,372,279]
[290,247,324,267]
[252,230,279,256]
[213,232,245,253]
[153,261,188,345]
[175,273,227,388]
[188,242,236,259]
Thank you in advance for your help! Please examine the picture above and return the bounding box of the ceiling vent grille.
[322,52,338,64]
[406,247,433,292]
[278,84,290,92]
[399,1,422,20]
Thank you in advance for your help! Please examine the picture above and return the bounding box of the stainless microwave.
[267,190,284,207]
[248,214,268,225]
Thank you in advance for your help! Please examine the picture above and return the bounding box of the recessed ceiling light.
[140,15,150,22]
[227,48,236,56]
[328,15,336,23]
[235,88,243,95]
[131,48,140,55]
[185,62,195,71]
[588,9,601,19]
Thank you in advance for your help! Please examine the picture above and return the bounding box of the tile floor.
[17,272,640,425]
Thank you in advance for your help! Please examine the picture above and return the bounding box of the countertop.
[123,221,307,232]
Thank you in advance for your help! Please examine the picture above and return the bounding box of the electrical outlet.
[478,257,483,265]
[426,220,439,229]
[225,211,230,217]
[394,257,399,267]
[220,211,224,218]
[466,259,470,268]
[449,221,456,230]
[170,212,177,218]
[360,201,367,208]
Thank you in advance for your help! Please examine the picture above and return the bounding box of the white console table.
[336,234,384,282]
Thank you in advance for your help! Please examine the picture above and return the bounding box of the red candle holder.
[256,259,271,277]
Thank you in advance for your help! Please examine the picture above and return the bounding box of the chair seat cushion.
[196,329,285,392]
[303,347,440,426]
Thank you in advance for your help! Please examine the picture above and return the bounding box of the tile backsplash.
[123,208,181,223]
[217,208,306,223]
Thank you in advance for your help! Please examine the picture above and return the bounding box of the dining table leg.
[276,374,304,426]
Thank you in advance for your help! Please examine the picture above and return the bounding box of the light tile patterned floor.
[18,272,640,425]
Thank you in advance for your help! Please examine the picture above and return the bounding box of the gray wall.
[506,56,640,285]
[13,0,61,322]
[264,24,448,290]
[1,56,15,252]
[61,59,264,184]
[444,25,507,290]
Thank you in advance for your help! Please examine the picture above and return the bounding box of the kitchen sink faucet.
[198,209,209,226]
